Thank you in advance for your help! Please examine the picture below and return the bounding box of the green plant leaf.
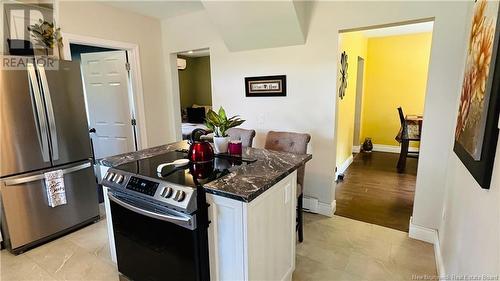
[218,107,227,121]
[205,110,220,126]
[204,106,245,137]
[27,20,63,50]
[205,122,214,131]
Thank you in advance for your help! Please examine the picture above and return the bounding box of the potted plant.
[205,107,245,153]
[27,19,63,58]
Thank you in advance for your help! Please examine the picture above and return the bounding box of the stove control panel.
[100,168,197,214]
[126,177,158,196]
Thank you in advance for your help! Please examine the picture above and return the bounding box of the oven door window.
[109,193,206,281]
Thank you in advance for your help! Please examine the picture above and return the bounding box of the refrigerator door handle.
[3,162,92,186]
[27,63,50,162]
[37,64,59,160]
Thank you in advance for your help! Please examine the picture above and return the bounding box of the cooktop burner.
[114,151,252,188]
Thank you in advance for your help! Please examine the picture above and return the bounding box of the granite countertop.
[99,141,312,202]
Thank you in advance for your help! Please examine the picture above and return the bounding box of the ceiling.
[362,21,434,38]
[102,0,313,52]
[103,1,205,20]
[201,0,311,51]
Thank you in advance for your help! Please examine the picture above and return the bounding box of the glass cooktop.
[115,151,253,188]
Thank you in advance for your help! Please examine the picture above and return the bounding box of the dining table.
[396,114,423,173]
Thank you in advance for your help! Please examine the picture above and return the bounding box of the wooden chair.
[227,128,256,147]
[264,131,311,243]
[396,107,420,173]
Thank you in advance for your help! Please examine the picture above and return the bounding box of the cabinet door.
[206,172,297,281]
[4,3,53,41]
[245,172,297,281]
[206,194,245,281]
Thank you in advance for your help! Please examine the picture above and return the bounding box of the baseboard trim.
[302,196,318,213]
[303,197,335,217]
[409,217,435,243]
[336,155,353,180]
[372,144,419,154]
[409,217,446,277]
[434,232,446,278]
[352,145,361,153]
[318,200,335,217]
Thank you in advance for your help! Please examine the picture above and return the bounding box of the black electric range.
[100,151,252,281]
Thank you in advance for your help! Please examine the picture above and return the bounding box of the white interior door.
[81,51,135,159]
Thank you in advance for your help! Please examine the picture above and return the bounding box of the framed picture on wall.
[245,75,286,97]
[454,0,500,189]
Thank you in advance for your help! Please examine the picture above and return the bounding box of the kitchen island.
[98,141,312,281]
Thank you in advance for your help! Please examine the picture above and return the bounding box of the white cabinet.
[207,171,297,281]
[4,3,54,40]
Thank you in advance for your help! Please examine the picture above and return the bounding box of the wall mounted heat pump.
[177,58,187,70]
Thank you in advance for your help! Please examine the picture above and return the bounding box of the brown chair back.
[227,128,256,147]
[398,107,407,136]
[264,131,311,190]
[398,107,405,126]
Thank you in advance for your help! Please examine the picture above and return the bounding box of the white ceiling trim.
[363,21,434,38]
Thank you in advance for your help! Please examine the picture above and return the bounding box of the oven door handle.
[107,192,195,230]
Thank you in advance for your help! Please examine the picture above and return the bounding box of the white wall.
[162,10,337,207]
[439,142,500,274]
[161,1,470,219]
[437,2,500,275]
[58,1,173,147]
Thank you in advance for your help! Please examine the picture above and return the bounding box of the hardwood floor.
[335,151,418,232]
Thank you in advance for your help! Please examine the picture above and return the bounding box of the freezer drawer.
[0,161,99,252]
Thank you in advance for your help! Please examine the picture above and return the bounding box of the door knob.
[89,128,96,133]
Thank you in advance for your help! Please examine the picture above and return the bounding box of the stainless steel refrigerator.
[0,56,99,254]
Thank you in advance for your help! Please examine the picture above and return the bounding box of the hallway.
[335,152,418,232]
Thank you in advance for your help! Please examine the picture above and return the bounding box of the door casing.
[61,33,148,152]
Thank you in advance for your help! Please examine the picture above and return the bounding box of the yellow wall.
[336,31,432,168]
[361,32,432,146]
[336,32,367,167]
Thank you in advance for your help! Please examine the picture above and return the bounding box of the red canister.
[228,140,242,156]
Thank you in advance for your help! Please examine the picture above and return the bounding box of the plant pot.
[213,136,230,154]
[362,137,373,152]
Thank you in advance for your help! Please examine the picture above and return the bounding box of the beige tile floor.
[1,212,436,281]
[293,213,437,281]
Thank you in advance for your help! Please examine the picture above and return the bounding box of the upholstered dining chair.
[227,128,256,147]
[396,107,421,173]
[264,131,311,243]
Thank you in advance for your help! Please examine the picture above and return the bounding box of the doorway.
[64,35,147,203]
[352,57,365,153]
[62,33,148,153]
[70,44,137,160]
[334,20,434,232]
[175,48,213,140]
